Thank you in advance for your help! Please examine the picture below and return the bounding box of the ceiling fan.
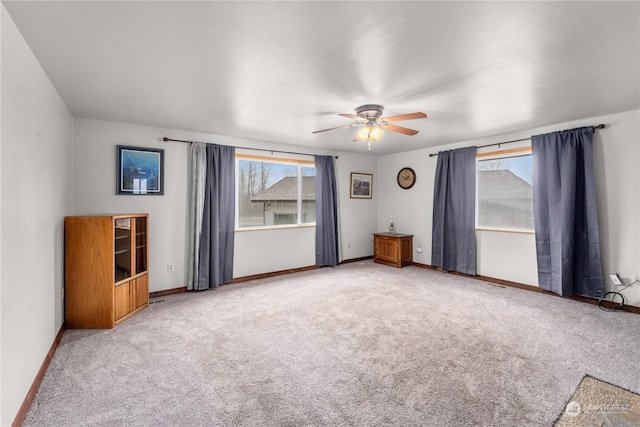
[312,104,427,150]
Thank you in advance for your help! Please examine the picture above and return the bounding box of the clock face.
[397,167,416,189]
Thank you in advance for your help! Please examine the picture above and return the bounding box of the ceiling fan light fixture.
[356,120,384,141]
[355,122,385,151]
[357,126,371,140]
[369,126,384,140]
[312,104,427,151]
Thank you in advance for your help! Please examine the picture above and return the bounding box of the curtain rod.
[427,124,605,157]
[162,137,339,159]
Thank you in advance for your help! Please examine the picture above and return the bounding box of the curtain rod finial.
[163,137,169,141]
[595,124,605,129]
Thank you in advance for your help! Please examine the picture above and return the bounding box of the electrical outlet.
[609,274,622,285]
[167,264,175,273]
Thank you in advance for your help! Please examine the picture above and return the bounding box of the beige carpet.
[556,376,640,427]
[23,261,640,426]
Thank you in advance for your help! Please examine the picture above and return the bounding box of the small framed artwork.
[350,172,373,199]
[116,145,164,195]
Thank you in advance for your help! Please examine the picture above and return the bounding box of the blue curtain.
[314,155,340,266]
[532,127,604,297]
[194,143,236,290]
[431,146,477,275]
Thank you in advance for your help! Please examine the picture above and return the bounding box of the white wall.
[234,227,316,277]
[333,152,378,261]
[476,230,537,285]
[375,150,433,263]
[592,110,640,306]
[1,5,74,425]
[73,119,190,292]
[73,118,377,289]
[377,109,640,307]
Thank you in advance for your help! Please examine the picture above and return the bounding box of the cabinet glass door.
[114,218,132,282]
[135,216,147,274]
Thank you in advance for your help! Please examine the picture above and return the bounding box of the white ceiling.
[4,1,639,155]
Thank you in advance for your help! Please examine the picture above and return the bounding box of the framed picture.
[350,172,373,199]
[116,145,164,195]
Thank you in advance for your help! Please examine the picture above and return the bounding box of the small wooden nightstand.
[373,232,413,268]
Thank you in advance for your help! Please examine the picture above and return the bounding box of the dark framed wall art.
[350,172,373,199]
[116,145,164,195]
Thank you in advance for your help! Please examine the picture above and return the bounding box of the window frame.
[475,146,534,234]
[234,154,316,231]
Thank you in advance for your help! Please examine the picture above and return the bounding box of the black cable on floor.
[599,280,639,311]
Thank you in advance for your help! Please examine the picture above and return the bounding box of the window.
[476,148,533,232]
[236,155,315,229]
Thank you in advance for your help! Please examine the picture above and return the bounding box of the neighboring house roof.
[251,176,315,202]
[478,170,532,200]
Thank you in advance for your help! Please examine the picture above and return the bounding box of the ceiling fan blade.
[338,113,364,120]
[381,123,419,136]
[380,112,427,122]
[312,124,357,134]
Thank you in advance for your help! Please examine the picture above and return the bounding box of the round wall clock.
[397,167,416,189]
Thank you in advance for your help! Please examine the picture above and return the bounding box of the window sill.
[476,227,535,235]
[235,223,316,233]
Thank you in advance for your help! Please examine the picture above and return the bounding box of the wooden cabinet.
[373,232,413,268]
[115,275,148,321]
[65,214,149,329]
